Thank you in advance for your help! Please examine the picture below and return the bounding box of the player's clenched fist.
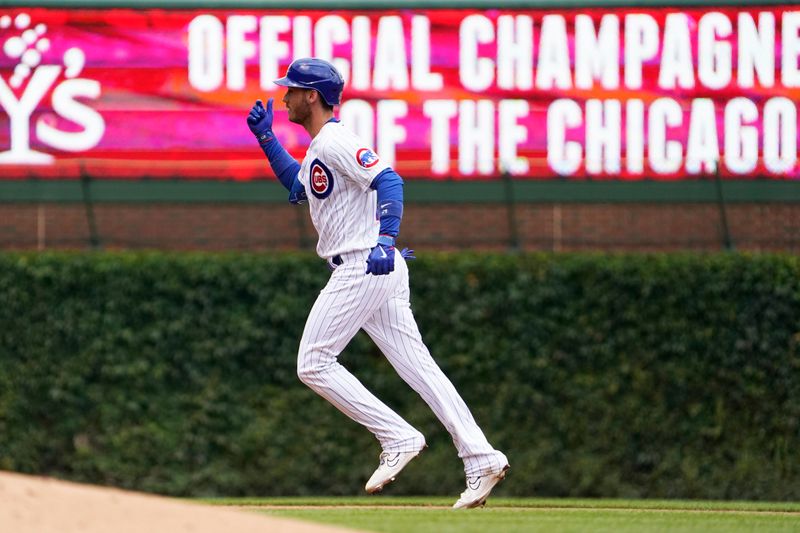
[366,246,416,275]
[247,98,274,144]
[365,242,395,275]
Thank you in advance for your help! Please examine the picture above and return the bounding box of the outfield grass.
[204,497,800,532]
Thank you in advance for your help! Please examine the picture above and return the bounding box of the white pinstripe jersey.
[297,120,390,259]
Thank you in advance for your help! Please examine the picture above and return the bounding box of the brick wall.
[1,203,798,252]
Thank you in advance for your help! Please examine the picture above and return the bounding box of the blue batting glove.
[247,98,274,144]
[400,247,415,261]
[366,243,395,275]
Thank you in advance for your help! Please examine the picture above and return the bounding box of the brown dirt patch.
[0,471,361,533]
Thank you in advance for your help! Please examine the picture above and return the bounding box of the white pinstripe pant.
[297,249,507,477]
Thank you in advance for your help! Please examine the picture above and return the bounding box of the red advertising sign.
[0,7,799,180]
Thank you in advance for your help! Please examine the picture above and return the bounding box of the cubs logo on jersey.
[356,148,379,168]
[309,158,334,199]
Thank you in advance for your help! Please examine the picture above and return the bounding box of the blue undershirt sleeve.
[370,168,404,238]
[260,137,301,193]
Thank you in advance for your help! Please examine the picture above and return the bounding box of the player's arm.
[246,98,307,204]
[365,168,405,275]
[371,168,403,241]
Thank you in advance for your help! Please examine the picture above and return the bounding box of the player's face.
[283,87,313,125]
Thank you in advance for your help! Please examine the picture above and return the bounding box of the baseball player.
[246,58,508,509]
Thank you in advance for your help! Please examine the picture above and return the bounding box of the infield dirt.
[0,470,360,533]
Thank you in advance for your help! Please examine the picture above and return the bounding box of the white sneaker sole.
[365,449,424,494]
[453,465,510,509]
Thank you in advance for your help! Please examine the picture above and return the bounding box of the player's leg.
[362,258,508,479]
[297,258,425,455]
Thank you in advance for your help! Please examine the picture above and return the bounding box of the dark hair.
[318,93,334,112]
[304,88,333,111]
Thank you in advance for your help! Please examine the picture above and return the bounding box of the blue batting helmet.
[274,58,345,106]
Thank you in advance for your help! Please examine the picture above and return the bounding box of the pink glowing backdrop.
[0,7,797,180]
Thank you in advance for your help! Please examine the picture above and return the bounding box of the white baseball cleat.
[452,465,510,509]
[365,449,423,494]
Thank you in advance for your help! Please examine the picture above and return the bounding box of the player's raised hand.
[247,98,274,143]
[366,243,395,275]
